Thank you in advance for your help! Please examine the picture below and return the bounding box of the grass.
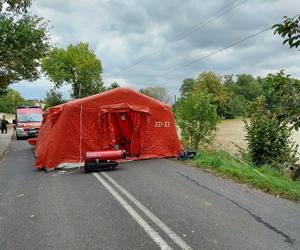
[188,149,300,202]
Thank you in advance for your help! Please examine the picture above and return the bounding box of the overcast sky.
[11,0,300,100]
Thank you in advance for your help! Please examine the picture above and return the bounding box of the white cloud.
[104,77,133,88]
[10,0,300,99]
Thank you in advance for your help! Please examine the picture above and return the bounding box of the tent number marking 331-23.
[154,121,170,128]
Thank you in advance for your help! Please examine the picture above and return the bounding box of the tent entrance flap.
[98,110,150,157]
[110,112,135,155]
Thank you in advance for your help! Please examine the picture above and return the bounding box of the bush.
[176,92,220,149]
[244,96,298,167]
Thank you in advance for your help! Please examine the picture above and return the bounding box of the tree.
[45,89,66,109]
[139,86,171,103]
[179,78,196,99]
[176,92,220,149]
[0,88,24,113]
[273,15,300,49]
[106,82,120,90]
[227,94,246,118]
[0,0,32,13]
[193,71,232,118]
[234,74,263,101]
[23,99,36,106]
[41,42,104,99]
[244,72,300,168]
[0,0,50,91]
[266,71,300,130]
[244,96,298,167]
[223,74,264,118]
[223,74,234,85]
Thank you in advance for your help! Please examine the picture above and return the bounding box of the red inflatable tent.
[35,88,182,170]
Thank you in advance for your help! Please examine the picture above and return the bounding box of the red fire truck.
[14,106,43,140]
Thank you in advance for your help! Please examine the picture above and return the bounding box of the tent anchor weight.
[83,150,126,173]
[178,150,197,161]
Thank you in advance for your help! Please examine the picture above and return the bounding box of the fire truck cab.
[14,106,43,140]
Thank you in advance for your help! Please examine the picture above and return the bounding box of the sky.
[11,0,300,100]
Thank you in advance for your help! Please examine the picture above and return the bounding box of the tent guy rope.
[175,115,265,177]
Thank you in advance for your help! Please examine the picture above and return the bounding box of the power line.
[105,0,248,79]
[142,13,300,84]
[166,0,244,43]
[146,27,272,83]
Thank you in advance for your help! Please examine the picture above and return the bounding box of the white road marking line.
[101,172,193,250]
[92,173,172,250]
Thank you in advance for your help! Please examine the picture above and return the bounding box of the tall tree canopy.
[0,0,32,13]
[179,78,196,99]
[106,82,120,90]
[44,88,66,109]
[0,88,24,113]
[176,71,270,119]
[41,42,104,99]
[193,71,232,118]
[0,0,50,91]
[234,74,263,101]
[139,86,171,103]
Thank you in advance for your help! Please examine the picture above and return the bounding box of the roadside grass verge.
[189,150,300,202]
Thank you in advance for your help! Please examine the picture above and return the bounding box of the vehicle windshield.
[18,113,43,122]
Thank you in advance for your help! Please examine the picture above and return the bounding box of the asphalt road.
[0,140,299,250]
